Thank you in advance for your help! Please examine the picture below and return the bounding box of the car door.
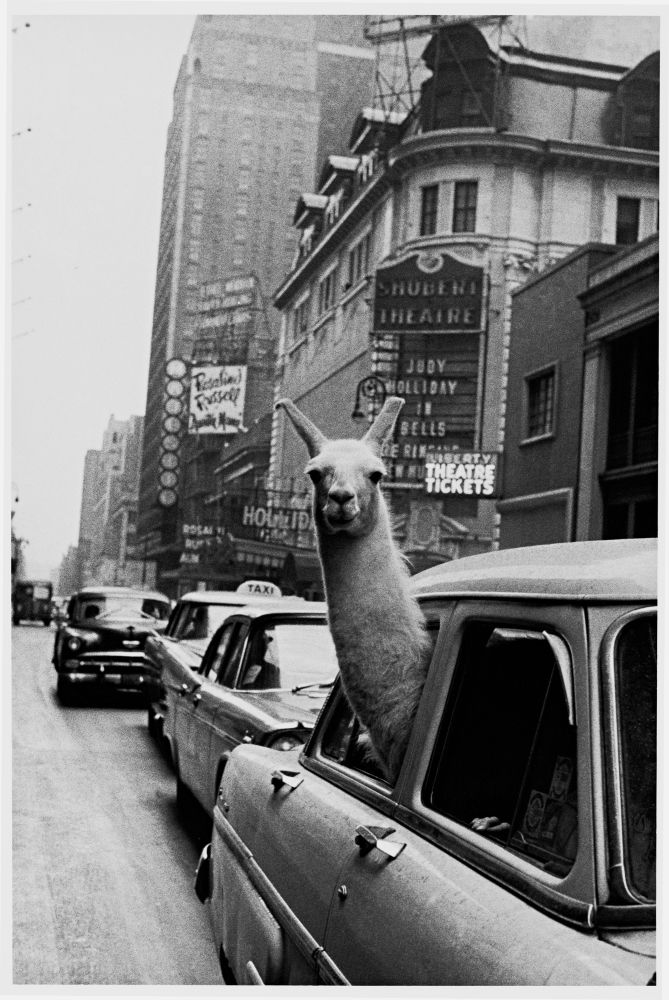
[321,599,652,986]
[181,620,249,810]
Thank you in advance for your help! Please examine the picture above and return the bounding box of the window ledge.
[313,307,336,334]
[340,277,369,308]
[520,432,555,446]
[286,334,309,357]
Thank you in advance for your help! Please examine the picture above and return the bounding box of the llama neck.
[317,504,412,620]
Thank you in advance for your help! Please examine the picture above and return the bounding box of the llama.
[276,395,431,780]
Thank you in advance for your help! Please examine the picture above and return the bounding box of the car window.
[614,614,656,901]
[201,623,239,682]
[424,623,577,877]
[237,621,338,691]
[169,603,191,638]
[218,624,250,686]
[321,692,389,781]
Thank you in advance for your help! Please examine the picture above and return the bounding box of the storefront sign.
[373,251,484,333]
[188,364,247,434]
[423,451,500,498]
[179,522,235,566]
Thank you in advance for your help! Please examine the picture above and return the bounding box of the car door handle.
[354,825,406,859]
[270,769,303,791]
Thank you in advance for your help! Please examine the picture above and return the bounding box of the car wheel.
[56,675,73,705]
[12,615,20,626]
[148,706,157,739]
[43,618,51,627]
[175,767,193,817]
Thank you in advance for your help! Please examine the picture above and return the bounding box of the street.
[12,622,222,986]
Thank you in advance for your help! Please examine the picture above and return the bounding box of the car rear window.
[615,614,656,901]
[238,621,338,691]
[173,602,242,640]
[74,596,170,621]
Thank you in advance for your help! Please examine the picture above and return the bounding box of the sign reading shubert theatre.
[372,252,485,487]
[373,251,484,333]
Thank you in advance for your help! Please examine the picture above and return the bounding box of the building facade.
[270,21,659,572]
[498,235,658,547]
[136,14,376,596]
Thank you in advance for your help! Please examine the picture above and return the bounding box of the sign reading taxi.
[373,251,484,334]
[237,580,282,598]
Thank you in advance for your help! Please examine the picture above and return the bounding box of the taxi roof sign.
[237,580,282,598]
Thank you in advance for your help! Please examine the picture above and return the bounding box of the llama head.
[275,396,405,536]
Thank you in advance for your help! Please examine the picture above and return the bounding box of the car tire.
[12,615,20,626]
[175,767,193,817]
[43,618,51,627]
[56,675,73,705]
[148,706,160,740]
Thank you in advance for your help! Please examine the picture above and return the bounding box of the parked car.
[164,600,339,819]
[145,588,292,740]
[12,579,53,626]
[52,586,171,704]
[195,539,656,987]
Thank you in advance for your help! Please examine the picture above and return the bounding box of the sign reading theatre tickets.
[424,450,500,498]
[188,364,247,434]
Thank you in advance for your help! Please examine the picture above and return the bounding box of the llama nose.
[329,486,355,507]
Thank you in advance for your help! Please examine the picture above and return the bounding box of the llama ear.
[275,398,327,458]
[363,396,405,452]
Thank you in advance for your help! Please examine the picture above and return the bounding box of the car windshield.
[74,596,171,622]
[239,621,339,691]
[615,613,656,902]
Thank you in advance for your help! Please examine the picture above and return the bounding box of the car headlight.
[267,732,307,752]
[67,636,82,652]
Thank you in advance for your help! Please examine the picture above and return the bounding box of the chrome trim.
[213,809,348,985]
[599,607,657,909]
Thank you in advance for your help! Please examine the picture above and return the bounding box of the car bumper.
[58,655,160,693]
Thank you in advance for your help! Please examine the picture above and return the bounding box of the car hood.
[237,688,329,728]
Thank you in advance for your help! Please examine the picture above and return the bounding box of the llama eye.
[308,469,322,484]
[369,470,383,485]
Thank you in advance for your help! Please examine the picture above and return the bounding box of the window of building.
[460,90,483,126]
[606,324,658,471]
[452,181,478,233]
[318,267,338,314]
[238,170,251,192]
[420,184,439,236]
[347,232,371,287]
[191,213,203,238]
[616,197,640,245]
[525,366,556,440]
[192,189,204,212]
[424,623,577,877]
[188,239,200,263]
[196,114,209,137]
[186,265,198,288]
[292,295,310,340]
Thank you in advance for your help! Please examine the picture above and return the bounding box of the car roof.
[74,586,170,602]
[176,590,288,605]
[411,538,657,603]
[223,598,328,620]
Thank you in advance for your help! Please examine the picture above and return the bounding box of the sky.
[9,7,195,579]
[5,2,664,582]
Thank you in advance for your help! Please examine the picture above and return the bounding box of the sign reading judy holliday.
[188,364,247,434]
[374,250,484,333]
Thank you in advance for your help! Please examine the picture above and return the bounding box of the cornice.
[274,130,658,310]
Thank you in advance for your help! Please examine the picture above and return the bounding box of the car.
[195,538,657,987]
[12,579,53,626]
[145,587,293,741]
[164,600,339,821]
[52,586,172,704]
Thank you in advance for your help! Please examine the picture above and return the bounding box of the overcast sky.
[10,8,195,578]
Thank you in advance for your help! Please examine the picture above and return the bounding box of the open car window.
[424,623,577,878]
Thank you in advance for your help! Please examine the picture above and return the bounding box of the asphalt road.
[12,622,222,986]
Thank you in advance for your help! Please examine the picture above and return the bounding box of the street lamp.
[351,375,387,422]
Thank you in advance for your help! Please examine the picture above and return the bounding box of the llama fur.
[276,396,431,781]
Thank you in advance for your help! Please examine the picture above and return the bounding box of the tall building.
[137,15,376,595]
